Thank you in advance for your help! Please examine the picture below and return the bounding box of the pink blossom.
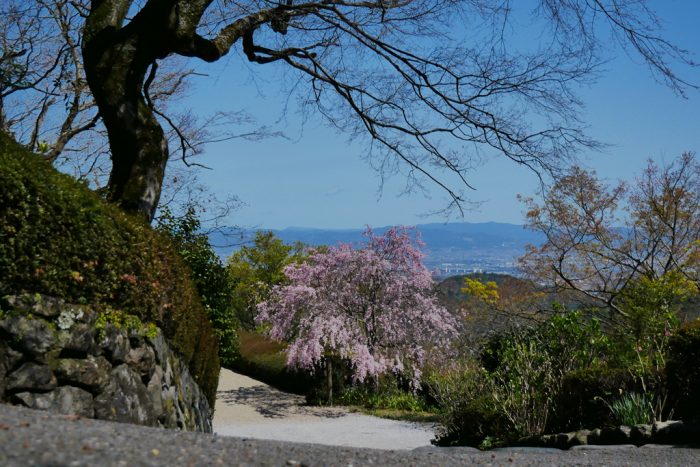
[257,226,457,387]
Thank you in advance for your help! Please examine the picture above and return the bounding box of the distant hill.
[210,222,544,276]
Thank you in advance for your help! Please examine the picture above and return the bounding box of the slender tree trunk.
[326,358,333,406]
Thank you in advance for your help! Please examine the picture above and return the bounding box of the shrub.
[548,367,657,431]
[427,359,510,447]
[0,132,219,405]
[479,311,610,437]
[665,319,700,421]
[156,207,239,367]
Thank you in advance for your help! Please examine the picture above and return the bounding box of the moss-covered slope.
[0,132,219,404]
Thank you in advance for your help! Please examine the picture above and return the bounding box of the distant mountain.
[209,222,544,277]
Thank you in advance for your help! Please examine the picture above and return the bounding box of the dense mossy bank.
[0,132,219,405]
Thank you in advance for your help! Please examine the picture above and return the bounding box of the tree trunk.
[326,358,333,406]
[82,4,172,222]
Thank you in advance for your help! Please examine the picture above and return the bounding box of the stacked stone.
[517,420,700,449]
[0,294,212,432]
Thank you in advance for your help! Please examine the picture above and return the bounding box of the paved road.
[213,369,435,450]
[1,404,699,466]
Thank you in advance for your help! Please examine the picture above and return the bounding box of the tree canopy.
[520,153,700,328]
[3,1,697,220]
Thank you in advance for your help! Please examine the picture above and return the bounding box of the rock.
[599,426,632,445]
[126,346,156,381]
[0,315,55,359]
[4,294,64,318]
[6,362,57,392]
[62,323,98,354]
[146,365,164,416]
[1,296,212,432]
[652,420,688,444]
[587,428,602,444]
[147,332,169,365]
[99,324,130,363]
[13,386,94,417]
[94,364,157,426]
[555,432,574,449]
[540,434,557,447]
[54,356,111,391]
[631,424,653,446]
[570,430,591,447]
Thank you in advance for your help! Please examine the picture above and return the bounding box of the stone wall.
[0,294,212,432]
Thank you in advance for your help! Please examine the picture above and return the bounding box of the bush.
[427,359,509,447]
[156,207,239,367]
[665,319,700,421]
[479,311,610,437]
[548,367,658,432]
[0,132,220,405]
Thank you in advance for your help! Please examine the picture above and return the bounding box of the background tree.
[77,0,697,220]
[520,153,700,340]
[257,226,457,402]
[227,231,305,330]
[156,205,240,366]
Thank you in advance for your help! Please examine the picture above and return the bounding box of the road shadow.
[217,385,345,419]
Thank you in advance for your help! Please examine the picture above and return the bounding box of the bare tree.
[76,0,697,221]
[0,1,100,163]
[1,0,271,223]
[519,153,700,320]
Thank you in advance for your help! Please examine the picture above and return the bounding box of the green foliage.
[431,311,612,444]
[0,132,219,405]
[156,206,239,367]
[608,392,654,426]
[94,308,159,340]
[336,377,433,412]
[665,319,700,421]
[613,272,696,369]
[549,366,656,432]
[427,360,509,447]
[227,231,305,329]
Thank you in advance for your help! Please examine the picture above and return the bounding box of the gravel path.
[2,369,699,465]
[213,369,435,450]
[1,403,699,466]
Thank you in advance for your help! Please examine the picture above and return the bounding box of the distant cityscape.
[432,262,520,278]
[210,222,539,279]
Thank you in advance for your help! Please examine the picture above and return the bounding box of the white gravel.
[213,369,436,450]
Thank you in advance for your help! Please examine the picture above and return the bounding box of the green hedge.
[232,330,317,396]
[666,319,700,421]
[0,132,219,405]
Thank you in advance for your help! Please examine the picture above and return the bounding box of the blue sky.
[177,2,700,230]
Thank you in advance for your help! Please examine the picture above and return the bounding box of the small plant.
[57,307,84,330]
[605,392,654,426]
[94,307,151,340]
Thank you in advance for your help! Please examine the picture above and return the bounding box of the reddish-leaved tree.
[257,226,456,400]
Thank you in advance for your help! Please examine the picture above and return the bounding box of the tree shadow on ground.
[217,385,345,419]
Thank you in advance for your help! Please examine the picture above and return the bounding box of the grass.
[351,407,441,423]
